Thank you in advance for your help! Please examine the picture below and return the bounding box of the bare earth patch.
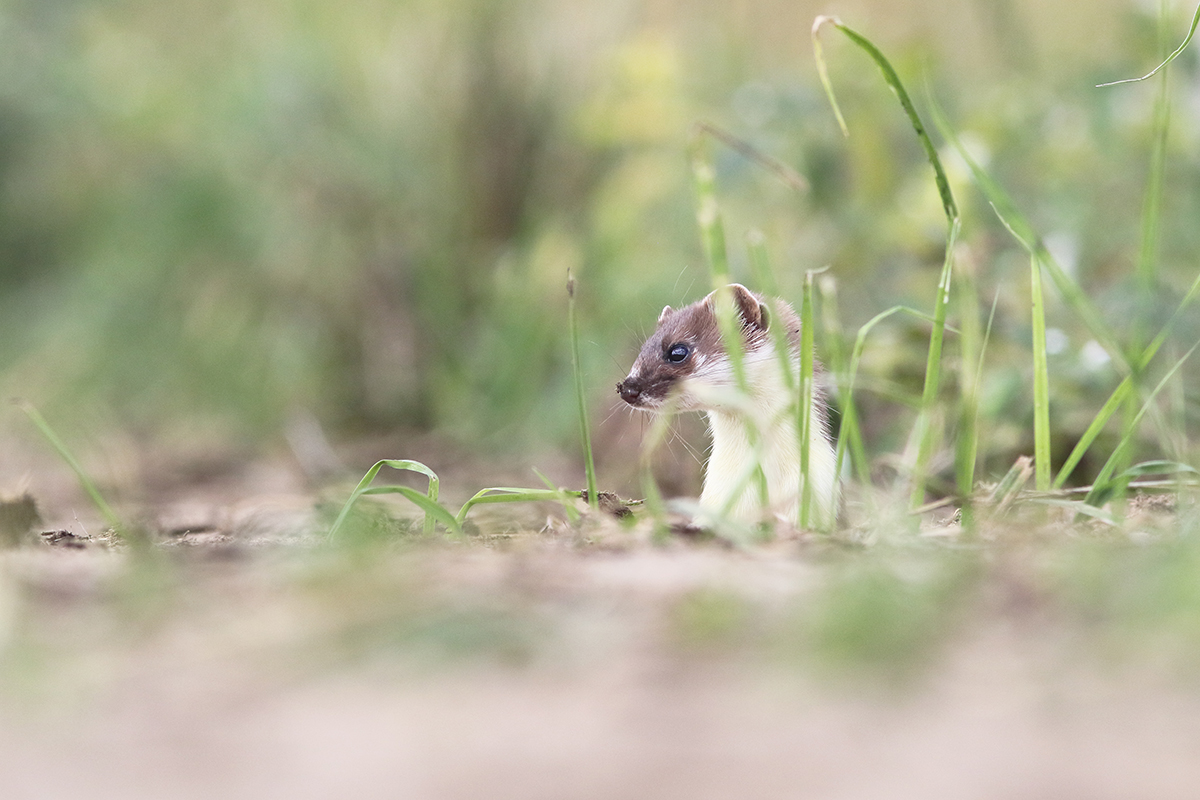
[2,481,1200,800]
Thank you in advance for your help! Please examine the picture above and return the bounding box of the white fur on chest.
[688,350,838,529]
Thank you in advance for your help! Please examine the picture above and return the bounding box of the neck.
[699,372,838,529]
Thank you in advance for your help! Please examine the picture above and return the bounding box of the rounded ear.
[658,305,674,325]
[728,283,769,332]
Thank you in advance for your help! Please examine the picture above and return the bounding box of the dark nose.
[617,378,642,405]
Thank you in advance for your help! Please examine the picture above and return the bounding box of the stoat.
[616,283,838,529]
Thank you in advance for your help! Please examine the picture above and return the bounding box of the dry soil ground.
[3,441,1200,800]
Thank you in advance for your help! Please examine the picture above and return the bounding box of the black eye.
[666,343,691,364]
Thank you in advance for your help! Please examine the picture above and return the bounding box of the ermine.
[616,283,838,529]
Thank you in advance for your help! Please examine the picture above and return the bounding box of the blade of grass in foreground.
[813,16,960,509]
[689,135,769,522]
[567,271,599,509]
[16,400,123,533]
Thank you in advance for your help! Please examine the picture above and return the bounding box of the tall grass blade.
[909,219,960,507]
[812,16,958,222]
[926,94,1130,373]
[1096,1,1200,87]
[16,400,122,533]
[954,266,988,520]
[812,16,960,508]
[1120,0,1177,498]
[639,397,678,538]
[567,271,599,509]
[688,137,768,522]
[1029,253,1052,491]
[689,137,731,284]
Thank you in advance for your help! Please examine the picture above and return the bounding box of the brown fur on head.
[615,283,798,410]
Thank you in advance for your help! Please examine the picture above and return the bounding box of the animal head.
[616,283,789,411]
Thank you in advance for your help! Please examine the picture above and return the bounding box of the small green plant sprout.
[327,459,457,539]
[326,458,589,541]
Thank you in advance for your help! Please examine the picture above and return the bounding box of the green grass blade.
[360,486,462,534]
[954,266,988,506]
[1053,268,1200,488]
[812,16,958,222]
[834,306,946,484]
[1115,460,1200,480]
[688,139,770,524]
[1084,339,1200,507]
[1055,379,1131,490]
[1030,253,1052,491]
[454,487,584,526]
[638,399,678,538]
[16,400,123,533]
[908,218,960,507]
[328,458,443,541]
[567,272,599,509]
[533,467,581,524]
[811,16,960,508]
[1096,1,1200,87]
[926,93,1130,374]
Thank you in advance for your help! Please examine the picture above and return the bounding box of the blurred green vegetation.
[1,0,1198,491]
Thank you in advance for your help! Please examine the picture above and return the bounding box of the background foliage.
[1,0,1197,495]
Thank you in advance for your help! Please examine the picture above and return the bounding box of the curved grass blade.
[1096,2,1200,87]
[328,458,443,541]
[360,486,462,533]
[812,16,958,222]
[812,16,960,508]
[454,487,584,527]
[1116,460,1200,480]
